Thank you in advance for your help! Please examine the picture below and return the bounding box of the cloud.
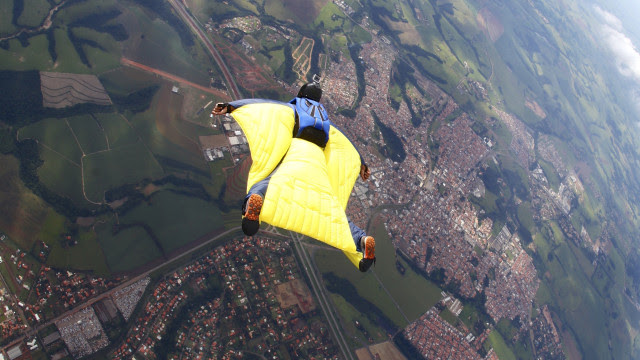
[594,6,640,82]
[594,6,623,31]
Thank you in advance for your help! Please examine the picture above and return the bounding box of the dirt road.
[120,58,230,100]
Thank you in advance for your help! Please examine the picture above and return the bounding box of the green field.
[487,330,516,360]
[119,190,224,254]
[128,100,209,174]
[72,28,122,72]
[0,155,51,250]
[314,2,346,31]
[37,145,86,206]
[0,0,16,35]
[0,34,54,70]
[67,114,109,154]
[19,118,83,163]
[83,141,164,203]
[95,220,163,273]
[94,112,138,148]
[52,27,90,73]
[100,67,161,96]
[39,210,110,274]
[368,219,442,320]
[17,0,51,27]
[264,0,328,25]
[314,217,442,338]
[0,1,123,72]
[55,0,119,24]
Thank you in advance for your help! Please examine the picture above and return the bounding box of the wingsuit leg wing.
[260,139,358,258]
[324,127,365,268]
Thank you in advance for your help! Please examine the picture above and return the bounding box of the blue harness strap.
[291,97,331,144]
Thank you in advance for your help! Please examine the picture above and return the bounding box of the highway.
[288,232,355,360]
[167,0,242,99]
[162,4,358,357]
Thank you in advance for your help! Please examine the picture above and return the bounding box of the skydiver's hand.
[212,102,232,115]
[360,164,370,181]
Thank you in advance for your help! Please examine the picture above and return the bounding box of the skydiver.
[212,77,376,272]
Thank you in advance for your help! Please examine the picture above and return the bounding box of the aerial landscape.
[1,0,640,359]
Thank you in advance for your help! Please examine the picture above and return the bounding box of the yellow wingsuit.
[230,102,364,268]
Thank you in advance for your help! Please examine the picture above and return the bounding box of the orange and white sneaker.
[358,236,376,272]
[242,194,263,236]
[244,194,263,221]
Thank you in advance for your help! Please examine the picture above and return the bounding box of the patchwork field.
[40,72,112,108]
[0,0,237,278]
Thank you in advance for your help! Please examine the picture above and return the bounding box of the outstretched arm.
[212,102,234,115]
[212,99,290,116]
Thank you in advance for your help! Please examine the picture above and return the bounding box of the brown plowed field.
[275,278,316,313]
[40,72,112,108]
[477,8,504,43]
[355,342,407,360]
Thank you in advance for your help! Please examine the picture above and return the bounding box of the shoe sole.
[245,194,263,221]
[363,236,375,260]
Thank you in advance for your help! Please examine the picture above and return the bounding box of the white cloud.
[594,6,640,82]
[594,6,623,31]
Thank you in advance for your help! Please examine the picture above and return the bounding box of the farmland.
[82,141,164,203]
[0,0,233,275]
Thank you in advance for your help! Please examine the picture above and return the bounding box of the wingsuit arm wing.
[324,126,362,210]
[228,99,296,192]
